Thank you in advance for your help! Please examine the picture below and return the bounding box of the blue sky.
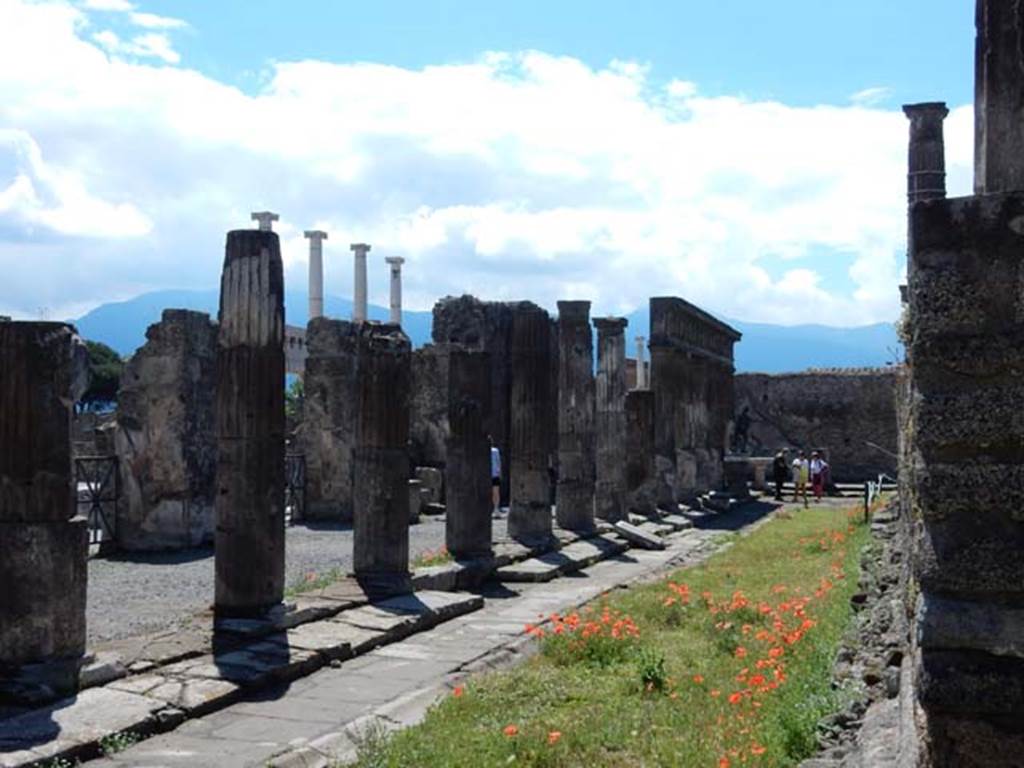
[0,0,978,326]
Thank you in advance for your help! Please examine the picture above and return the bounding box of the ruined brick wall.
[409,344,449,469]
[735,368,899,482]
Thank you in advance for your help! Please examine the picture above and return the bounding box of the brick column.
[555,300,595,531]
[624,389,657,516]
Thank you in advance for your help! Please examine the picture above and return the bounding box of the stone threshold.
[0,590,482,768]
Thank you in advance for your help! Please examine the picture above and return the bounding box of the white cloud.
[850,86,892,107]
[129,11,187,29]
[80,0,133,10]
[0,0,974,327]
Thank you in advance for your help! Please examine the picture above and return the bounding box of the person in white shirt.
[791,451,810,508]
[810,451,828,501]
[489,436,502,517]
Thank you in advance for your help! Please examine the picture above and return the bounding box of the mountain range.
[71,289,902,374]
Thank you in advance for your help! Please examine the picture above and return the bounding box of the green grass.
[412,545,454,569]
[285,566,345,598]
[348,503,871,768]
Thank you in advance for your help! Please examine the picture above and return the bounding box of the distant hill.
[72,290,901,373]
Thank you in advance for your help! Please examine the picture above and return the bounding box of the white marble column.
[251,211,279,232]
[635,336,646,389]
[350,243,370,323]
[304,230,328,320]
[385,256,404,325]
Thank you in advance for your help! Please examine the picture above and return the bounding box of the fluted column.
[903,102,949,205]
[555,300,595,531]
[351,243,370,323]
[305,230,328,320]
[214,229,286,618]
[624,389,657,516]
[445,347,492,558]
[594,316,628,522]
[508,302,553,541]
[385,257,404,325]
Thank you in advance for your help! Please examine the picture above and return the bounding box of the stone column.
[350,243,370,323]
[555,300,595,531]
[625,389,657,516]
[352,323,412,594]
[305,230,328,321]
[445,347,492,559]
[214,229,286,618]
[251,211,279,232]
[385,257,404,325]
[903,102,949,205]
[635,336,647,389]
[594,316,628,522]
[508,302,553,541]
[0,322,88,701]
[974,0,1024,194]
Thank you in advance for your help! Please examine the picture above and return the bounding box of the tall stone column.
[445,347,492,559]
[594,316,628,522]
[305,230,328,321]
[508,302,553,542]
[555,300,595,531]
[624,389,657,516]
[903,102,949,206]
[350,243,370,324]
[385,257,404,325]
[214,229,286,618]
[634,336,647,389]
[352,323,412,594]
[0,322,88,701]
[974,0,1024,195]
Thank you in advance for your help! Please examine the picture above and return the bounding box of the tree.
[285,376,304,423]
[80,340,124,411]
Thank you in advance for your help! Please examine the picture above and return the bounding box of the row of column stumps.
[249,212,404,326]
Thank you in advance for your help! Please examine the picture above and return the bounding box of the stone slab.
[613,520,666,550]
[259,623,356,662]
[661,514,694,531]
[0,687,166,767]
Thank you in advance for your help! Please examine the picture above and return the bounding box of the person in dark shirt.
[771,451,788,501]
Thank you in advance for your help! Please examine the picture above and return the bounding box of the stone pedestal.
[445,347,492,559]
[352,324,412,594]
[625,389,658,516]
[594,317,628,522]
[555,301,595,531]
[0,322,89,701]
[214,230,286,618]
[508,303,553,541]
[296,319,359,521]
[115,309,218,550]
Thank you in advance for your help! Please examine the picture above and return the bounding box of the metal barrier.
[863,472,896,523]
[285,453,307,524]
[75,455,118,554]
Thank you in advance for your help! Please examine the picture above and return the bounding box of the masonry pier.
[555,301,595,531]
[594,316,628,522]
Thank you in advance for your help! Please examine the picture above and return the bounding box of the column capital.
[304,230,328,242]
[350,243,371,255]
[593,316,628,334]
[385,256,405,268]
[251,211,279,231]
[557,300,592,321]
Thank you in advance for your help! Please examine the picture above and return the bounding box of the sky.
[0,0,976,326]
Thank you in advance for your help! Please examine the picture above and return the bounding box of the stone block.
[918,648,1024,717]
[612,520,666,550]
[918,593,1024,658]
[415,467,444,505]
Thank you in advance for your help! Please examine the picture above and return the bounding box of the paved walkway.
[88,504,775,768]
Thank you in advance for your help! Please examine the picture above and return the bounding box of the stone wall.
[735,368,899,481]
[409,344,449,470]
[114,309,218,550]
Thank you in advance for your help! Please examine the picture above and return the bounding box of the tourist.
[772,451,788,501]
[791,450,809,508]
[489,436,503,517]
[810,451,828,500]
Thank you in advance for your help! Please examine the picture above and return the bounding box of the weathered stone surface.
[735,369,898,481]
[903,102,949,205]
[407,479,423,522]
[445,348,492,559]
[508,302,553,542]
[612,520,666,550]
[918,593,1024,658]
[624,389,658,516]
[115,309,218,550]
[432,296,514,503]
[352,324,412,593]
[410,345,449,469]
[415,466,444,506]
[974,0,1024,195]
[555,301,595,531]
[0,322,88,703]
[595,317,628,522]
[214,229,286,618]
[295,318,359,522]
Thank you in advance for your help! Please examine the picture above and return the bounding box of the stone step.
[0,591,482,768]
[661,514,694,532]
[494,534,628,583]
[612,520,666,550]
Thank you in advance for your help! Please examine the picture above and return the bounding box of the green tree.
[80,340,124,410]
[285,377,304,423]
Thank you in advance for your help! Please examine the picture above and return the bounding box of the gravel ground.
[86,515,509,647]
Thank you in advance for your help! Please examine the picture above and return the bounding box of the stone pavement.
[85,502,776,768]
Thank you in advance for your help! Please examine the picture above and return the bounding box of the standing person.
[734,407,752,453]
[810,451,826,501]
[489,435,503,518]
[791,450,809,508]
[772,451,788,501]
